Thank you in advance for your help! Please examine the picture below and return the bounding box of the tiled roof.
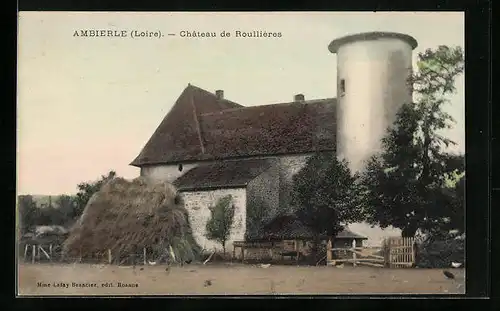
[131,85,336,166]
[173,159,272,191]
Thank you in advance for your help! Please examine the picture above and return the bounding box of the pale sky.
[17,12,465,195]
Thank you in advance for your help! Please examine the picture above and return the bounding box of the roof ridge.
[199,97,336,116]
[186,83,243,108]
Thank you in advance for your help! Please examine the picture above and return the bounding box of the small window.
[340,79,346,96]
[178,164,183,172]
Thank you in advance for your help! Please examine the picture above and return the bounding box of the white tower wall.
[329,32,417,173]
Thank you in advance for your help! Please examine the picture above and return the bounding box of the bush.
[416,235,465,268]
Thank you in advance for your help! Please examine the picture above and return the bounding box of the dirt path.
[18,263,465,295]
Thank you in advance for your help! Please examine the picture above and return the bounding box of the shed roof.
[253,214,367,241]
[173,159,272,191]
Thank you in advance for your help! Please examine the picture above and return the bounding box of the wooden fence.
[385,236,415,268]
[21,243,172,266]
[326,237,416,268]
[232,240,302,263]
[326,240,385,267]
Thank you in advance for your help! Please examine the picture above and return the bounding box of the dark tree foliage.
[292,152,363,248]
[18,195,38,234]
[359,46,465,237]
[19,172,118,232]
[55,195,76,225]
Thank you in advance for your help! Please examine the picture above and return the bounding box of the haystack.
[63,177,201,263]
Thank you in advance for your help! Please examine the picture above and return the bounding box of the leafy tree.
[33,206,53,226]
[55,195,76,225]
[18,195,38,234]
[360,46,465,237]
[74,171,116,219]
[292,152,363,258]
[36,196,64,226]
[205,195,235,255]
[441,173,465,234]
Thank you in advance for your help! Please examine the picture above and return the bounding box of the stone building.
[130,84,338,252]
[131,32,418,250]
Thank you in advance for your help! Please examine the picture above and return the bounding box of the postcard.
[17,11,465,296]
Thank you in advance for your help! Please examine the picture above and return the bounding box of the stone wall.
[245,162,280,240]
[139,154,310,215]
[277,154,310,213]
[180,188,246,253]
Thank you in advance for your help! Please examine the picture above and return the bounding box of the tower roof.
[328,31,418,53]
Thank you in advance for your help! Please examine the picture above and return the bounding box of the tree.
[18,195,38,234]
[74,171,116,219]
[205,195,235,255]
[292,152,363,258]
[360,46,465,237]
[55,195,76,226]
[36,196,64,226]
[33,206,53,226]
[441,173,465,234]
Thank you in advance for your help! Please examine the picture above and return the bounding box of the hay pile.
[63,177,201,263]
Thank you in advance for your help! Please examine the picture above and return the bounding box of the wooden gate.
[326,240,385,267]
[385,237,415,268]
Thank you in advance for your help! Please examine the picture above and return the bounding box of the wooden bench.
[232,240,303,263]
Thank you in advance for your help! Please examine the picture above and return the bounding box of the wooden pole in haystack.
[32,245,35,264]
[49,244,53,261]
[131,245,137,268]
[39,246,51,260]
[143,247,147,265]
[24,244,28,261]
[108,249,112,264]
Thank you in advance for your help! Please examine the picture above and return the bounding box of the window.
[340,79,346,96]
[178,164,183,172]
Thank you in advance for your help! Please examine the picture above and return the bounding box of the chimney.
[215,90,224,100]
[294,94,305,102]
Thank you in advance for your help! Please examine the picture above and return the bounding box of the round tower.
[329,32,418,173]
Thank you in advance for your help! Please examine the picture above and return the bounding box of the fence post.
[352,239,357,267]
[32,245,35,264]
[411,239,416,267]
[326,239,332,265]
[388,238,392,268]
